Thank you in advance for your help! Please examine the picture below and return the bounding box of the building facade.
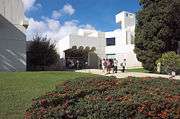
[0,0,28,71]
[105,11,141,68]
[57,29,106,59]
[57,11,142,68]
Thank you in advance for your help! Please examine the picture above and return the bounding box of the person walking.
[113,58,118,73]
[106,59,111,74]
[121,59,126,73]
[102,59,106,73]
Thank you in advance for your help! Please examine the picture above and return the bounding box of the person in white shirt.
[169,71,176,80]
[101,59,106,73]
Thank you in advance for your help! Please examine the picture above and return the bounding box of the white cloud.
[22,0,36,11]
[26,17,96,42]
[25,2,96,45]
[47,19,61,31]
[52,10,61,19]
[63,4,75,15]
[22,0,42,12]
[28,18,47,32]
[46,20,79,42]
[51,4,75,19]
[80,24,96,30]
[32,3,42,11]
[26,18,48,40]
[36,3,42,8]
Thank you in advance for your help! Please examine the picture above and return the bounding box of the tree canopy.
[135,0,180,71]
[64,46,97,69]
[27,36,59,71]
[64,46,96,60]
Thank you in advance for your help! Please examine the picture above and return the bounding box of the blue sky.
[26,0,140,32]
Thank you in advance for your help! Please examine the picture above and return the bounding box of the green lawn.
[0,71,94,119]
[127,68,150,73]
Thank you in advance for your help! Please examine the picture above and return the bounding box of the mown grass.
[127,68,150,73]
[0,71,94,119]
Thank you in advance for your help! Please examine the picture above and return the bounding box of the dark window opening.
[106,38,116,46]
[126,13,129,17]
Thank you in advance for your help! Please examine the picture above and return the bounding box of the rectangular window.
[106,38,116,46]
[126,13,129,17]
[106,54,116,59]
[126,32,128,45]
[131,35,134,44]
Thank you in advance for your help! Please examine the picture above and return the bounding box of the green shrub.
[156,52,180,74]
[176,57,180,74]
[25,76,180,119]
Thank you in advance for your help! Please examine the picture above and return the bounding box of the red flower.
[40,107,47,113]
[24,112,32,119]
[105,96,113,101]
[63,100,69,109]
[39,99,47,106]
[158,111,168,118]
[138,106,145,112]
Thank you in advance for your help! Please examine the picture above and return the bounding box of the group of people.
[66,59,80,69]
[101,58,126,74]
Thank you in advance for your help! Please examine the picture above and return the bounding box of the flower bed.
[25,76,180,119]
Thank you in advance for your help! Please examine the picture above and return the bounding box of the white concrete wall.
[57,30,106,59]
[0,0,26,32]
[0,0,27,71]
[116,11,136,29]
[105,38,141,68]
[105,12,142,68]
[0,15,26,71]
[56,36,71,58]
[69,31,106,59]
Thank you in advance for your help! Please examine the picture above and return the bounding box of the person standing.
[121,59,126,73]
[113,58,118,73]
[76,60,80,70]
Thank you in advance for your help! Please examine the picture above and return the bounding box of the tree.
[134,0,180,71]
[156,52,180,74]
[27,36,59,71]
[64,46,97,69]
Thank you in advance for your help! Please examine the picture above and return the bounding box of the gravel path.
[76,69,180,80]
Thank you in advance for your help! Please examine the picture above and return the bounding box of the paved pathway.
[76,69,180,80]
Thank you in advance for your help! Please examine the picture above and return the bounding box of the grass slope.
[0,71,93,119]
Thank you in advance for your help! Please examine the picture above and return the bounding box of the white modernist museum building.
[0,0,141,71]
[0,0,28,71]
[57,11,142,68]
